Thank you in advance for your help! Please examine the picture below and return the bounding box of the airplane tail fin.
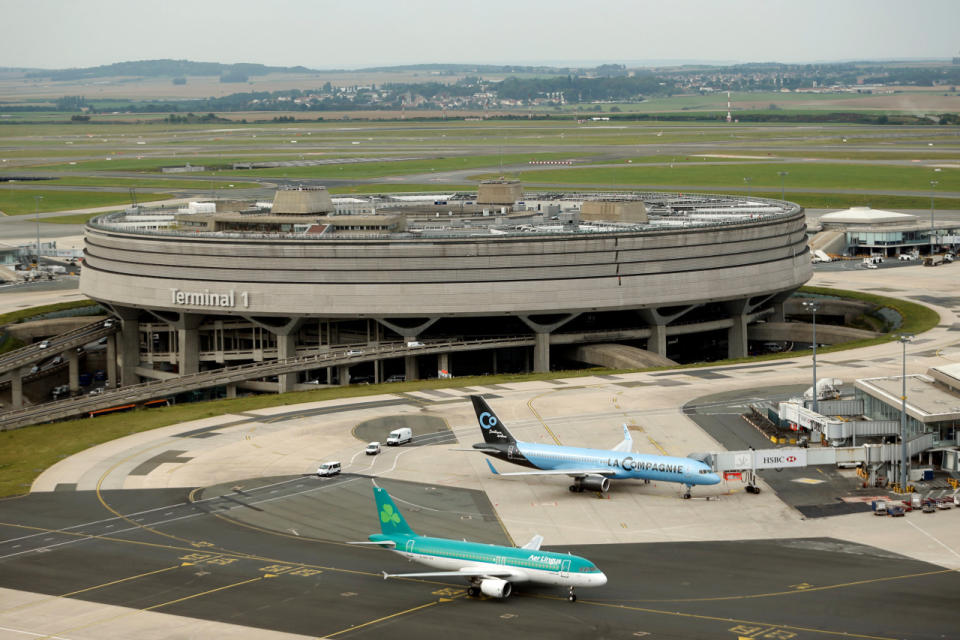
[470,395,516,445]
[373,486,415,536]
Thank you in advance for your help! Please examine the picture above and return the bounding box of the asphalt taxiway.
[2,476,959,640]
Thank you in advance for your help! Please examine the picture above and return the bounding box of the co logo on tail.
[479,412,498,429]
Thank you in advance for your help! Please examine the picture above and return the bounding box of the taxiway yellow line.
[39,575,266,639]
[322,598,450,638]
[0,563,189,614]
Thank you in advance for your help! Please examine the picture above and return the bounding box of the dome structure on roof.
[819,206,916,227]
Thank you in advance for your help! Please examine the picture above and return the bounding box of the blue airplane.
[469,395,721,498]
[356,484,607,601]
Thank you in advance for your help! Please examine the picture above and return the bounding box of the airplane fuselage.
[477,440,721,486]
[369,533,606,588]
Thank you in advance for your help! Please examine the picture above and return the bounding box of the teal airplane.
[358,485,606,601]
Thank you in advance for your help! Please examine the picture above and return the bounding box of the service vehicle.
[365,442,381,455]
[888,505,905,517]
[386,428,412,446]
[317,461,341,477]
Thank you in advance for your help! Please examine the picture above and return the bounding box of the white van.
[386,428,412,446]
[316,461,341,477]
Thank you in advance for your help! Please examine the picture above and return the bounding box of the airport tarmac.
[2,259,960,638]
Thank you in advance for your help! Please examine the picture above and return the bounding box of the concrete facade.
[79,191,811,386]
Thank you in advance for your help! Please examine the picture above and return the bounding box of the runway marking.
[41,575,267,639]
[905,519,960,561]
[322,597,454,638]
[561,597,899,640]
[0,626,70,640]
[0,563,190,615]
[588,567,956,603]
[527,392,562,445]
[646,436,668,456]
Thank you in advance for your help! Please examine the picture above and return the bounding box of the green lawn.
[0,189,168,215]
[39,177,259,189]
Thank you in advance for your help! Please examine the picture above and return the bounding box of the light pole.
[743,176,752,197]
[929,180,938,254]
[33,195,43,269]
[802,300,818,414]
[897,333,913,491]
[778,171,789,201]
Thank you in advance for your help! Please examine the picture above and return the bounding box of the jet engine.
[479,578,513,598]
[578,476,611,492]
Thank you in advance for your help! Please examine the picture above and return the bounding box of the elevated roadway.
[0,336,532,430]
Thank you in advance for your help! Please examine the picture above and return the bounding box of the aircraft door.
[560,559,570,578]
[405,540,416,553]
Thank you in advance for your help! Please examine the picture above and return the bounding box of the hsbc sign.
[756,450,807,470]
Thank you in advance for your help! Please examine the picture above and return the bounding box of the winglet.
[382,571,389,580]
[485,459,501,475]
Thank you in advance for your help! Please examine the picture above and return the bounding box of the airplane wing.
[611,423,633,453]
[347,540,397,547]
[486,459,611,477]
[383,567,518,579]
[521,534,543,551]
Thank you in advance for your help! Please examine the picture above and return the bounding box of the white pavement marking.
[905,519,960,561]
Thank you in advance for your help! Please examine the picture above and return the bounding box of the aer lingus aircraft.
[356,484,606,601]
[470,395,721,498]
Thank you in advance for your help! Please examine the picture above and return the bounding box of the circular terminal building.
[81,182,811,391]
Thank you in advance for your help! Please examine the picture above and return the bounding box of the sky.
[3,0,958,70]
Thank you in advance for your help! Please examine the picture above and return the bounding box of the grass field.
[0,188,169,215]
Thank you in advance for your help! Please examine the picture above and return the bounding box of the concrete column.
[770,301,786,323]
[404,336,419,381]
[117,308,141,386]
[178,315,201,375]
[638,308,672,356]
[647,322,667,356]
[725,299,749,360]
[67,349,80,395]
[492,350,498,375]
[106,335,118,389]
[533,331,551,373]
[277,332,296,393]
[438,353,449,378]
[226,383,237,399]
[374,359,381,384]
[338,365,351,386]
[11,367,24,410]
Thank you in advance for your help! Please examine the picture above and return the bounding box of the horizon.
[2,0,957,71]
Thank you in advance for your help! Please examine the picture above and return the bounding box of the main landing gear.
[467,585,480,597]
[682,484,692,500]
[568,586,577,602]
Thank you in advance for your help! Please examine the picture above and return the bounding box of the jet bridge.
[699,432,938,493]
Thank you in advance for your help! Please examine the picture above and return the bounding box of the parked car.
[316,461,341,477]
[385,374,406,383]
[365,442,381,456]
[346,349,363,356]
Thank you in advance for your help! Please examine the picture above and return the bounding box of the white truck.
[386,428,412,446]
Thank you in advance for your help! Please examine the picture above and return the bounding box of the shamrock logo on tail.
[380,504,401,525]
